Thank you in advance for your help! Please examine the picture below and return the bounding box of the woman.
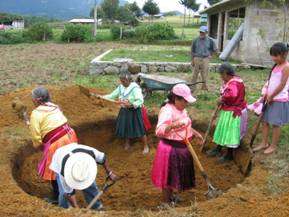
[252,43,289,154]
[151,84,203,204]
[104,72,149,154]
[207,63,247,162]
[29,86,78,202]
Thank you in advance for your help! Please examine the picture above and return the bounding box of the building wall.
[242,2,289,66]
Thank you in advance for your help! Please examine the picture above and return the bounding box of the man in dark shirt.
[191,26,217,92]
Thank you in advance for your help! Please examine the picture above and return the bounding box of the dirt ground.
[0,85,289,217]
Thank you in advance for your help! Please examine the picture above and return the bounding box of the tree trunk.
[182,7,187,40]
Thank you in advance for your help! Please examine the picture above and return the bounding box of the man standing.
[191,26,217,92]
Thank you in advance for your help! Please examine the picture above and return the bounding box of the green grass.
[101,45,241,63]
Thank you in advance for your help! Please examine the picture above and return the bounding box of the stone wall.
[89,60,249,75]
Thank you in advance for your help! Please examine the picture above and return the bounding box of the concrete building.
[69,18,103,25]
[201,0,289,66]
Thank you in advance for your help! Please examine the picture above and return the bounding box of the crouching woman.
[29,87,78,202]
[207,63,247,162]
[151,84,203,204]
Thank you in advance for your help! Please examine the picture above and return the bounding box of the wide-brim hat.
[64,152,97,190]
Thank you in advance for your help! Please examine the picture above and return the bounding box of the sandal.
[252,144,269,153]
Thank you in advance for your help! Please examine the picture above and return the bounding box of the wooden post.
[93,0,98,37]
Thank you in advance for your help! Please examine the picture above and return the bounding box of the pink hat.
[172,83,196,103]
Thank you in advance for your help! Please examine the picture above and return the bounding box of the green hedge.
[0,30,27,44]
[135,23,176,43]
[25,23,53,41]
[61,24,93,42]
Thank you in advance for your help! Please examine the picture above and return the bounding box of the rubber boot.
[206,145,222,157]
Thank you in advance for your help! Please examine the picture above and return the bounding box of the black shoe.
[44,197,58,205]
[206,147,222,157]
[218,154,233,164]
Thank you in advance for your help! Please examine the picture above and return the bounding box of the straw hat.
[64,152,97,190]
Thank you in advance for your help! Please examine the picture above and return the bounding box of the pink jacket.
[156,103,193,141]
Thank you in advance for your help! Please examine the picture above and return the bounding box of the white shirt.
[49,143,105,193]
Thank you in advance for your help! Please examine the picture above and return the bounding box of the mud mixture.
[0,86,289,216]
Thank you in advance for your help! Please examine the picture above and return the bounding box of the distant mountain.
[0,0,127,20]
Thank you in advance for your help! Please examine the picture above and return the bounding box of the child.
[207,63,247,163]
[252,43,289,154]
[151,84,203,204]
[103,72,150,154]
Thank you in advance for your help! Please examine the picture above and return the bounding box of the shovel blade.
[233,142,253,175]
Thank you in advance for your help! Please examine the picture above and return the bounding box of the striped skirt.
[38,124,78,181]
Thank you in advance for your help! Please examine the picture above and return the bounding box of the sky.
[128,0,210,12]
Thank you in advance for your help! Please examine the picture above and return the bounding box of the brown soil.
[0,85,289,217]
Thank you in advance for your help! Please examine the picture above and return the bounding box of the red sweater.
[221,77,247,117]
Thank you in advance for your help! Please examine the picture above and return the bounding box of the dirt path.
[0,85,288,217]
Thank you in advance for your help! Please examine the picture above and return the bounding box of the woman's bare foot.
[252,144,269,152]
[142,145,150,155]
[264,146,276,155]
[124,143,130,150]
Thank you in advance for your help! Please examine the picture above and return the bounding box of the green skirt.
[116,107,145,139]
[213,110,241,148]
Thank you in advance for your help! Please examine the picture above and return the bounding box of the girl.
[29,86,78,203]
[207,63,247,163]
[104,72,150,154]
[253,43,289,154]
[151,84,203,204]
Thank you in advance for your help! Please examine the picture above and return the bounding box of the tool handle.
[87,191,104,209]
[185,138,205,172]
[90,93,118,104]
[201,105,221,151]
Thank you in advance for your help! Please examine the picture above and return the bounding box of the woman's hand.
[120,100,132,108]
[266,95,273,104]
[217,98,223,106]
[164,121,186,133]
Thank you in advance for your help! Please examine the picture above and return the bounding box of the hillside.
[0,0,126,20]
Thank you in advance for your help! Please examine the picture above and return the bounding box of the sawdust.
[0,85,288,216]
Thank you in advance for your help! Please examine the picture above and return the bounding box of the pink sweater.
[156,103,193,141]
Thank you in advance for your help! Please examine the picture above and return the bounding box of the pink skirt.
[151,139,195,191]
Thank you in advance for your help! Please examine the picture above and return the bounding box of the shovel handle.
[185,138,205,172]
[201,105,221,152]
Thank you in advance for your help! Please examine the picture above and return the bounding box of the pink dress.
[151,103,195,191]
[249,62,289,126]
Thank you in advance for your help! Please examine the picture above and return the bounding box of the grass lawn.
[101,45,241,63]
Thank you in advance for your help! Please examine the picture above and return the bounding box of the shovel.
[78,85,118,104]
[201,105,221,152]
[87,175,123,209]
[175,129,222,199]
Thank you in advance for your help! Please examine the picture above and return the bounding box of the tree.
[101,0,119,22]
[116,4,138,26]
[128,1,142,17]
[90,6,104,19]
[179,0,199,38]
[143,0,160,23]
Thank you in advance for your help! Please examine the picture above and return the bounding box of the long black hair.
[161,91,184,107]
[270,42,289,56]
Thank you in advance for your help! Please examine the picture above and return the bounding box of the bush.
[110,25,122,40]
[25,23,53,41]
[135,23,176,43]
[0,30,27,44]
[122,28,136,39]
[61,24,92,42]
[110,25,136,40]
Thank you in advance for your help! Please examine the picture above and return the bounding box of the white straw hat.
[64,152,97,190]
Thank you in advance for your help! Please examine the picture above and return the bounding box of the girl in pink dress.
[151,84,203,204]
[252,43,289,154]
